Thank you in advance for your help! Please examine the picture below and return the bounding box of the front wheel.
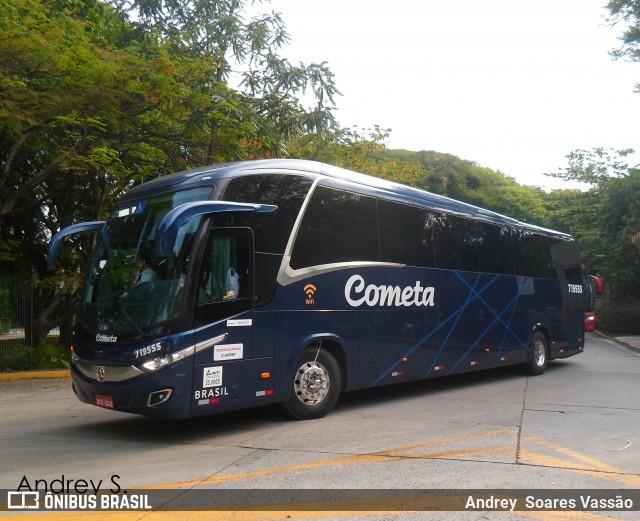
[281,347,342,420]
[524,331,548,376]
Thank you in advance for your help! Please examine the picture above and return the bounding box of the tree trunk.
[207,118,220,164]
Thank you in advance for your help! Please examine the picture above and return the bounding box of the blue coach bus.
[48,159,587,420]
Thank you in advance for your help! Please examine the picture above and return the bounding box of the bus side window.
[432,213,479,272]
[476,222,516,275]
[222,174,312,254]
[378,200,436,268]
[197,230,252,305]
[290,185,379,269]
[513,230,556,279]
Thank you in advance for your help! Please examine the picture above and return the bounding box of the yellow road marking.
[374,428,514,455]
[3,429,636,520]
[149,453,396,489]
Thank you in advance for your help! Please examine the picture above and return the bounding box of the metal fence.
[0,275,74,372]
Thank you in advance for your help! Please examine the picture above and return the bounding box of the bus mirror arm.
[47,221,106,270]
[154,201,278,257]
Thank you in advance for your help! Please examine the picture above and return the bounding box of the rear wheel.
[524,331,548,376]
[281,347,341,420]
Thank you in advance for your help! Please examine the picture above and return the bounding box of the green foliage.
[1,0,188,256]
[0,0,342,349]
[291,131,551,227]
[596,170,640,300]
[545,147,634,187]
[0,344,69,371]
[0,288,11,334]
[1,0,340,277]
[546,148,640,303]
[291,126,426,188]
[0,346,34,372]
[34,344,70,370]
[1,0,638,342]
[407,151,550,225]
[607,1,640,79]
[118,0,340,162]
[596,298,640,335]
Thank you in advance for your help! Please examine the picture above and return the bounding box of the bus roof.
[121,159,570,239]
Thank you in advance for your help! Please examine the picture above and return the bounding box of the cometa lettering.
[344,274,435,308]
[96,334,117,343]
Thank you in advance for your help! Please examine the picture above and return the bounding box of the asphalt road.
[1,332,639,520]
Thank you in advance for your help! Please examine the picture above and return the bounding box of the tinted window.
[290,186,379,269]
[513,230,556,278]
[194,228,253,327]
[550,237,581,282]
[378,200,436,267]
[223,174,312,253]
[432,213,478,271]
[476,222,515,275]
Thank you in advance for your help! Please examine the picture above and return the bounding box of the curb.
[591,330,640,354]
[0,370,70,381]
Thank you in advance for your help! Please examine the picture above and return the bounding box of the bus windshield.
[82,187,212,334]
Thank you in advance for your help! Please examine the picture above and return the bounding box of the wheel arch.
[530,323,550,354]
[523,325,551,376]
[291,334,348,392]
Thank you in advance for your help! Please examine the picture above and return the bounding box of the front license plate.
[96,394,114,409]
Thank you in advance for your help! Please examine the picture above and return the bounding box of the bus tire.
[281,347,342,420]
[524,331,548,376]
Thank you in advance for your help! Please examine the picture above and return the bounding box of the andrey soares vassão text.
[465,494,635,511]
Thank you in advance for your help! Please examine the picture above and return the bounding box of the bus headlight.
[140,346,195,372]
[137,333,227,372]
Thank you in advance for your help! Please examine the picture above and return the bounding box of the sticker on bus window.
[203,366,223,388]
[214,343,243,361]
[517,277,534,295]
[134,200,147,215]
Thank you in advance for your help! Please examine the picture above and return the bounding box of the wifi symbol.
[304,284,317,304]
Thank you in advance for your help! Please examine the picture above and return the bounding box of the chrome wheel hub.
[294,361,330,405]
[533,338,546,367]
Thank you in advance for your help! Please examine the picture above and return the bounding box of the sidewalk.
[611,336,640,352]
[591,330,640,353]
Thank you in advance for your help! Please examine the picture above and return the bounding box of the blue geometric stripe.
[453,272,528,351]
[446,291,520,374]
[495,291,521,364]
[371,272,527,386]
[371,309,461,386]
[371,272,518,386]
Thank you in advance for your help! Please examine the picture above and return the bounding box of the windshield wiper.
[115,300,150,339]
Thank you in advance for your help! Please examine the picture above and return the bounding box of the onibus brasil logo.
[6,475,151,511]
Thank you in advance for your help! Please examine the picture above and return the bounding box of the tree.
[116,0,340,161]
[545,147,635,187]
[608,0,640,91]
[288,125,427,187]
[0,0,211,342]
[546,148,640,301]
[1,0,342,345]
[0,0,197,235]
[290,128,552,227]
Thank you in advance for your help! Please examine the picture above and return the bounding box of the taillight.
[584,311,596,332]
